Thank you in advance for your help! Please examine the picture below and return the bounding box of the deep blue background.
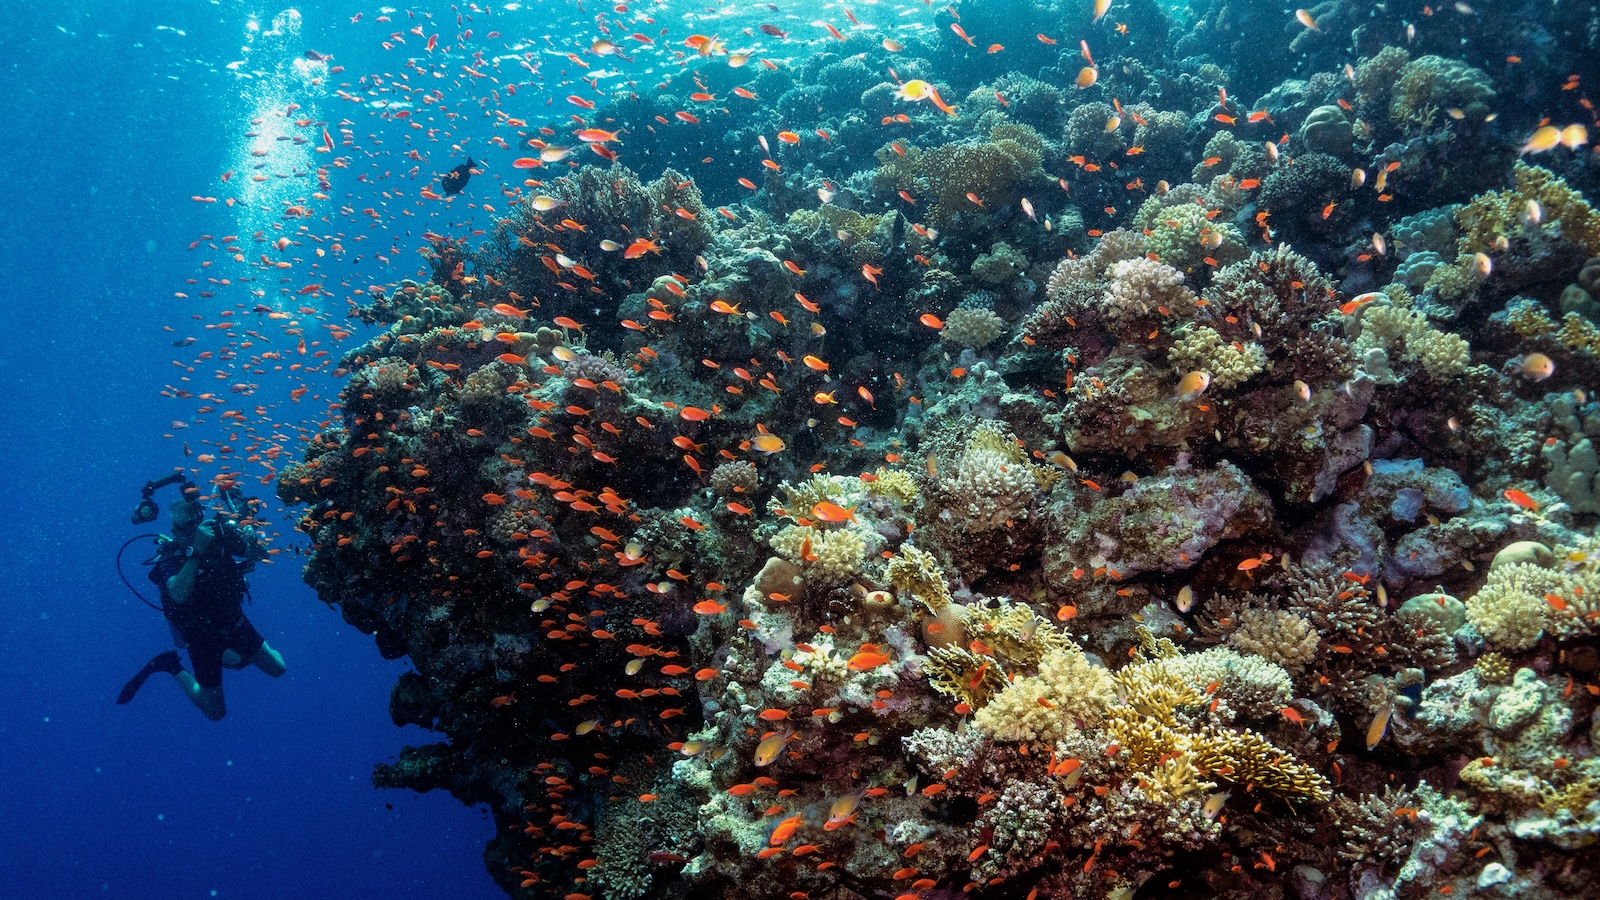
[0,2,506,896]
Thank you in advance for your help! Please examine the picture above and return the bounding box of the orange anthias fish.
[847,647,891,670]
[1503,488,1539,511]
[768,813,804,846]
[811,501,857,523]
[623,238,662,259]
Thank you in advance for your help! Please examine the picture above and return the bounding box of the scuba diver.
[116,472,285,720]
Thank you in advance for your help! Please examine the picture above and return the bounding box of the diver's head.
[169,496,205,542]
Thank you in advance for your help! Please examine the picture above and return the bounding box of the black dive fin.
[116,651,183,705]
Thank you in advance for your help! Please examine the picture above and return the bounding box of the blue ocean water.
[0,3,499,897]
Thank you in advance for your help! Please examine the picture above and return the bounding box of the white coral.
[769,525,868,585]
[1105,257,1197,325]
[940,447,1038,531]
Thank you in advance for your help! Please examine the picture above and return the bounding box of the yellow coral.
[769,474,853,520]
[925,646,1007,708]
[1190,727,1331,803]
[770,524,865,584]
[865,467,920,505]
[973,645,1117,742]
[1355,302,1470,380]
[964,602,1071,668]
[1504,297,1559,339]
[887,544,952,611]
[1468,538,1600,646]
[1474,651,1512,684]
[1167,326,1268,390]
[1458,162,1600,257]
[1556,312,1600,355]
[968,424,1026,462]
[1100,638,1324,802]
[1466,562,1553,650]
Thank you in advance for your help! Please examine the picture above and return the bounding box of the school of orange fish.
[153,0,1600,897]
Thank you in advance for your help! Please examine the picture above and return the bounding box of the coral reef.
[248,7,1600,899]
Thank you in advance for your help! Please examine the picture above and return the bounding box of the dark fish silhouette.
[441,158,475,195]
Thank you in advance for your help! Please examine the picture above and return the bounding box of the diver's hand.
[194,521,219,553]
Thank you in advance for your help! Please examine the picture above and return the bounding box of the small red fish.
[1503,488,1539,511]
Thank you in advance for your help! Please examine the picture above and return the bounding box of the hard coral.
[1458,161,1600,258]
[973,644,1116,742]
[1390,54,1495,130]
[934,426,1043,532]
[940,306,1005,347]
[1103,256,1199,342]
[1167,326,1268,390]
[1228,608,1320,674]
[1351,301,1471,381]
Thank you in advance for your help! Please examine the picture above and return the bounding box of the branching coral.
[874,133,1043,230]
[1167,326,1268,390]
[973,644,1116,742]
[769,524,868,584]
[1131,198,1246,273]
[1390,54,1495,129]
[1467,543,1600,648]
[1103,641,1326,803]
[1103,256,1199,341]
[1351,301,1471,381]
[935,426,1043,532]
[1458,162,1600,258]
[710,460,759,497]
[941,307,1005,347]
[926,645,1008,708]
[1352,46,1410,119]
[1064,101,1126,161]
[1328,785,1426,868]
[1227,608,1320,674]
[886,544,953,611]
[969,241,1029,286]
[864,467,920,505]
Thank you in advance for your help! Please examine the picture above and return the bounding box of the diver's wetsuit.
[148,524,263,690]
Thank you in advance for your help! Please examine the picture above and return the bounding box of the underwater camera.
[130,471,193,524]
